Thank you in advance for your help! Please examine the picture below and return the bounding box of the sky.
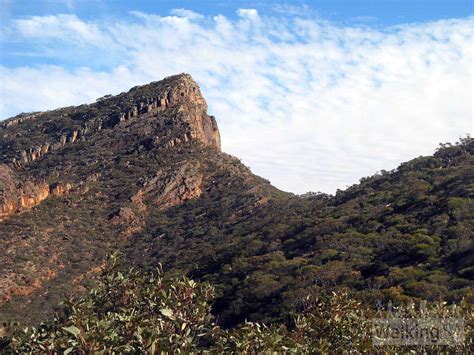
[0,1,473,194]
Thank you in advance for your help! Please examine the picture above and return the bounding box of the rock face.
[132,162,204,209]
[110,73,221,150]
[163,74,221,150]
[0,165,48,220]
[2,74,220,168]
[0,164,72,221]
[1,112,42,128]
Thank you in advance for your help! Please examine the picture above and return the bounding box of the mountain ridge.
[0,74,472,328]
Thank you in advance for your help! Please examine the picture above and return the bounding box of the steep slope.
[0,74,283,324]
[0,74,472,329]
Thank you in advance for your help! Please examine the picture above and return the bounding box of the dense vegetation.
[2,255,471,353]
[126,137,474,326]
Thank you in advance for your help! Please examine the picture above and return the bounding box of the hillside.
[125,136,474,326]
[0,74,472,329]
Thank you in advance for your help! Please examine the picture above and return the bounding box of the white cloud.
[170,8,204,20]
[237,9,259,18]
[12,14,106,45]
[271,4,313,16]
[1,10,472,194]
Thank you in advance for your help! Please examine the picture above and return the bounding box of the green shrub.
[3,254,472,353]
[7,254,215,353]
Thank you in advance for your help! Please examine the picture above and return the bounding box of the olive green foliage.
[213,292,373,352]
[128,137,474,326]
[3,256,472,353]
[216,295,473,353]
[7,254,215,353]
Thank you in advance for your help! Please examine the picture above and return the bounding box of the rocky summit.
[0,74,473,329]
[0,74,222,220]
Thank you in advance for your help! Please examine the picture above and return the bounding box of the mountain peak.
[107,73,220,150]
[1,74,221,167]
[127,73,207,109]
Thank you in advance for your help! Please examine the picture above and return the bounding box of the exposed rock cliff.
[112,74,220,150]
[0,165,72,221]
[1,74,220,169]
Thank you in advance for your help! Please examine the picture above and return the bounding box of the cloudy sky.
[0,1,472,194]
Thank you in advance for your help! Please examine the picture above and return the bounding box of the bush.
[3,254,472,353]
[7,254,215,353]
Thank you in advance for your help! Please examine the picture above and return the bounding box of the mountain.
[0,74,473,328]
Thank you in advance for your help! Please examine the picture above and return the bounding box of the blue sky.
[0,1,472,193]
[2,0,472,24]
[2,0,472,68]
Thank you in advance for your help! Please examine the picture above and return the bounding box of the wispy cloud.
[0,10,472,194]
[12,14,104,43]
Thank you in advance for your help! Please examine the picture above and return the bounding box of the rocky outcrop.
[1,112,43,128]
[6,75,219,168]
[132,162,203,209]
[0,184,49,221]
[49,182,72,196]
[163,74,221,150]
[11,127,86,167]
[0,164,71,221]
[110,74,221,150]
